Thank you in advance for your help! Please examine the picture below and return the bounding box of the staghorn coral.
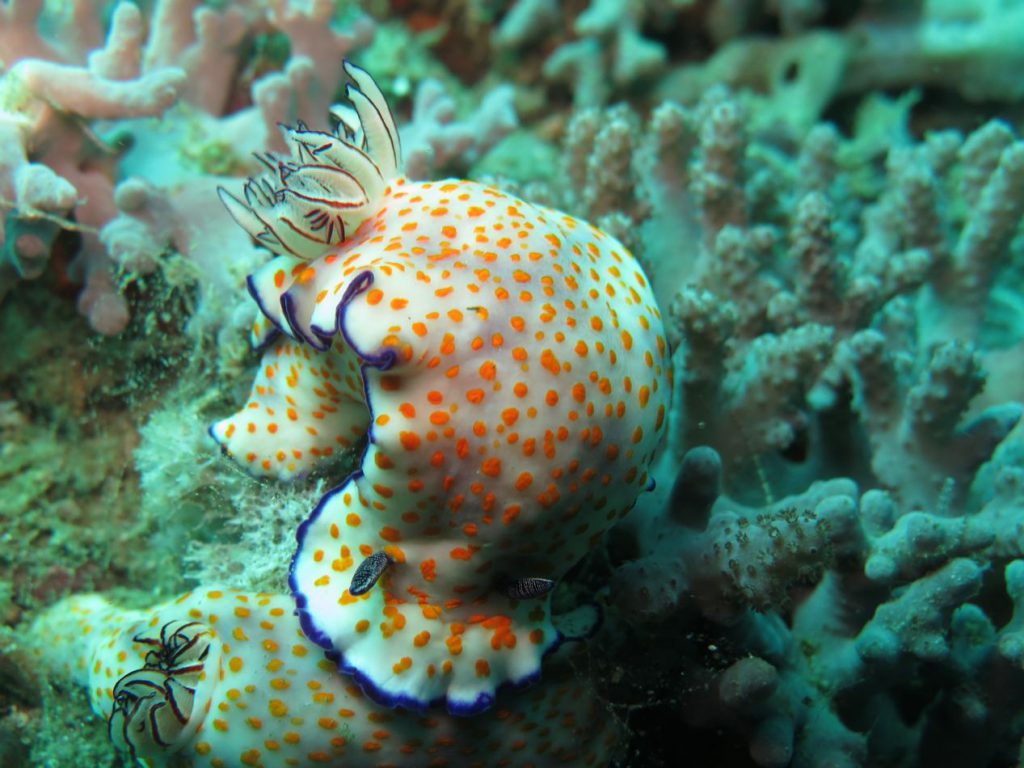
[593,438,1024,767]
[0,1,185,333]
[536,0,671,109]
[0,0,374,335]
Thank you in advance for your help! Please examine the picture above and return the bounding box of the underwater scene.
[2,1,1024,766]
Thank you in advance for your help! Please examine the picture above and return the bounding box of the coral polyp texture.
[31,590,618,767]
[211,62,670,714]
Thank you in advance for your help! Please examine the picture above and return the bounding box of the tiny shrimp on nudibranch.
[30,590,620,767]
[211,62,672,714]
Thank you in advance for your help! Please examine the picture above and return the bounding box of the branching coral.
[400,76,518,180]
[495,0,663,108]
[0,1,185,333]
[597,438,1024,766]
[492,0,1024,137]
[541,46,1024,762]
[555,87,1023,513]
[0,0,374,334]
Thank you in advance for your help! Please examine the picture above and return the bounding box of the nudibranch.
[31,590,619,767]
[212,62,671,714]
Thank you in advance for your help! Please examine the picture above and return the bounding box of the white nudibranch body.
[212,61,671,716]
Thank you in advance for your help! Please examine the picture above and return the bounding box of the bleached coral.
[495,0,678,107]
[0,0,374,335]
[400,77,518,180]
[0,1,185,333]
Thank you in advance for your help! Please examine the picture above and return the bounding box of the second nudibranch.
[31,590,619,767]
[212,61,672,714]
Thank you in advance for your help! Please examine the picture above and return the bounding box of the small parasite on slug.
[349,550,395,596]
[502,577,557,600]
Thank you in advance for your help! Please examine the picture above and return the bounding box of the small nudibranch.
[30,590,620,767]
[213,61,671,714]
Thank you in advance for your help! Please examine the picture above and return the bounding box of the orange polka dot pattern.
[210,334,369,478]
[272,177,671,714]
[210,63,671,715]
[32,591,619,767]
